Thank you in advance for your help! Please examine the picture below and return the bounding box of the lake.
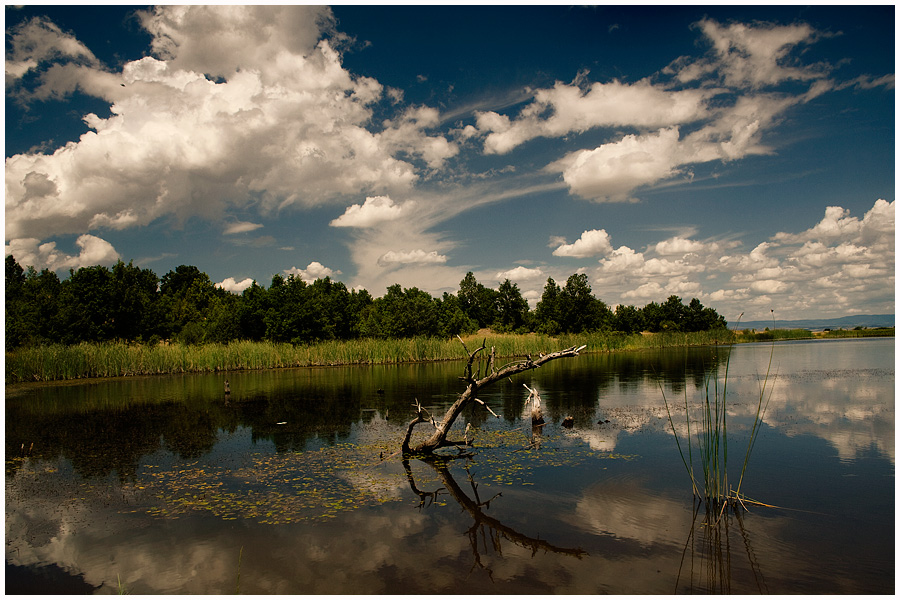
[5,337,894,594]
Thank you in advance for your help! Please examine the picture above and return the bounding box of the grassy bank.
[735,326,894,342]
[5,327,891,384]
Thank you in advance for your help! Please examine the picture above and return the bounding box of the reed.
[660,313,776,515]
[8,324,850,384]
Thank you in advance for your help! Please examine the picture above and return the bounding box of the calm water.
[5,338,894,594]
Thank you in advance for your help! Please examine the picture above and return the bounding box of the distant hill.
[735,314,895,331]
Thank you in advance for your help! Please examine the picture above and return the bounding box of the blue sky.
[5,5,895,321]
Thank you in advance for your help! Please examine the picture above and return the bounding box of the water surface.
[6,338,894,593]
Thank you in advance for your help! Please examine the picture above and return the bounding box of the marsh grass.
[660,313,777,516]
[3,327,809,384]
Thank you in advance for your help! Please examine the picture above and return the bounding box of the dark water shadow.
[5,562,99,594]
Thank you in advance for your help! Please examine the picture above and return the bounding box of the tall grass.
[660,315,777,514]
[10,323,883,384]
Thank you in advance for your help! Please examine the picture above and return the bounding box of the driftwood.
[523,383,544,424]
[401,337,586,455]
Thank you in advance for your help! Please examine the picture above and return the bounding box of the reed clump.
[660,313,777,516]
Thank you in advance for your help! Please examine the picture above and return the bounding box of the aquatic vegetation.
[5,330,759,383]
[660,313,776,514]
[2,419,633,529]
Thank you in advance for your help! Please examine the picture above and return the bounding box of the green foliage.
[436,292,478,337]
[822,326,894,338]
[361,284,440,338]
[458,271,500,328]
[494,279,529,332]
[534,274,614,333]
[613,304,644,334]
[533,278,562,335]
[5,254,732,355]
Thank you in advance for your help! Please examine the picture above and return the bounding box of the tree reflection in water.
[677,500,768,594]
[402,457,586,579]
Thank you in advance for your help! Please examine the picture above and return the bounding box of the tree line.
[5,255,727,349]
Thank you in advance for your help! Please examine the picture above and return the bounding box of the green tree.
[57,265,116,343]
[6,255,28,348]
[109,260,160,341]
[159,265,218,341]
[305,277,356,341]
[494,279,529,332]
[641,301,663,332]
[533,277,562,335]
[237,281,269,341]
[23,266,64,344]
[362,284,439,338]
[436,292,478,337]
[458,272,499,329]
[683,297,727,331]
[347,287,374,338]
[613,304,645,334]
[204,291,242,343]
[263,274,324,344]
[659,295,687,331]
[558,273,613,333]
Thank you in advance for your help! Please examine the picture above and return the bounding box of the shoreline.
[5,328,893,385]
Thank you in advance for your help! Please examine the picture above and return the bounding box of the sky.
[4,4,895,322]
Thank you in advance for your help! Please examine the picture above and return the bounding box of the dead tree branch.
[401,342,587,455]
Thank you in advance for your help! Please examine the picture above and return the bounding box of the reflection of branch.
[401,460,445,509]
[403,456,586,568]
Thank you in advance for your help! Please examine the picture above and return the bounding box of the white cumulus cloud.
[5,6,453,258]
[552,229,613,257]
[283,261,339,283]
[586,199,893,320]
[216,277,254,293]
[478,79,711,155]
[549,128,685,202]
[495,266,544,281]
[330,196,409,228]
[5,234,119,271]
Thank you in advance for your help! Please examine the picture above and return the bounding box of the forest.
[5,255,727,349]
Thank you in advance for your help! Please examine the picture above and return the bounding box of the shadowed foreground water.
[5,338,894,593]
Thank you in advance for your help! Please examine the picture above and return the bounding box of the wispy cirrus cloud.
[377,249,447,267]
[471,18,888,205]
[224,221,263,235]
